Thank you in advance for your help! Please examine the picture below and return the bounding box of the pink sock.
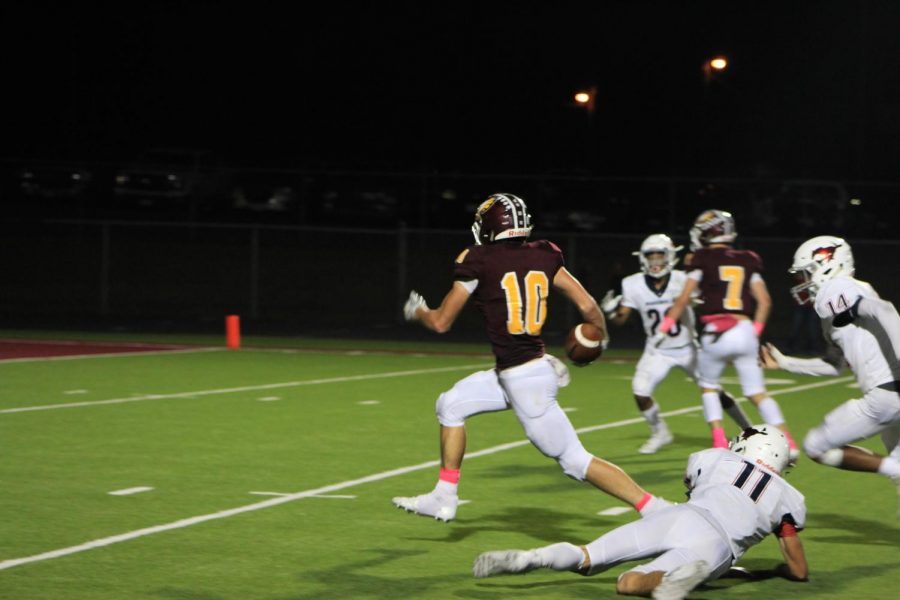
[782,430,798,450]
[439,467,460,484]
[711,427,729,448]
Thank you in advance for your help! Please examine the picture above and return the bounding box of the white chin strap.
[494,227,533,241]
[471,223,533,245]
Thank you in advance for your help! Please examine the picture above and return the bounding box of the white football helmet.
[689,209,737,250]
[729,425,790,474]
[632,233,683,278]
[789,235,855,305]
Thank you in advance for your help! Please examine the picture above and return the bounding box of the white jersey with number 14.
[815,276,900,393]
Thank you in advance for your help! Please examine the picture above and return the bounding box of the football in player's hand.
[565,323,604,366]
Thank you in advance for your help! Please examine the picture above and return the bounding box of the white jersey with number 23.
[621,271,695,350]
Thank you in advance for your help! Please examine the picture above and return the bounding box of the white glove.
[403,290,427,321]
[761,342,785,369]
[649,331,667,350]
[600,290,622,317]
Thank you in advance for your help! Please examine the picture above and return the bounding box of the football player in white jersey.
[473,426,809,599]
[602,234,752,454]
[760,235,900,514]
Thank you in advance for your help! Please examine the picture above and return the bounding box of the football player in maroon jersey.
[655,210,799,459]
[393,193,667,522]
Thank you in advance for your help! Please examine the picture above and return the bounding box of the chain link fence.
[3,218,897,349]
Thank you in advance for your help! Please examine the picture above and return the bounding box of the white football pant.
[584,504,733,580]
[804,387,900,460]
[696,320,765,397]
[435,355,593,481]
[633,345,699,397]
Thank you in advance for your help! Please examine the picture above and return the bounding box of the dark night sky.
[4,1,900,179]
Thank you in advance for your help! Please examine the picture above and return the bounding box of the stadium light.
[702,55,730,84]
[573,86,597,115]
[709,57,728,71]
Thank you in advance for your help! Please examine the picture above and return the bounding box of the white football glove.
[403,290,427,322]
[760,342,785,369]
[648,331,667,350]
[600,290,622,317]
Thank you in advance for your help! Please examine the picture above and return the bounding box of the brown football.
[565,323,604,366]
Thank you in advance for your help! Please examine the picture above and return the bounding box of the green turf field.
[0,334,897,599]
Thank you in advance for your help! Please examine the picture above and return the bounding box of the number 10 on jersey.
[501,271,549,335]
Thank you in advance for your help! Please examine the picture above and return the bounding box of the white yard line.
[250,492,357,499]
[598,507,633,516]
[0,374,854,572]
[0,364,490,414]
[108,487,154,496]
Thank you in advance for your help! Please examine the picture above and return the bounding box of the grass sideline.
[0,332,897,599]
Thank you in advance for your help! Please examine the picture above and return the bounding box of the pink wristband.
[753,321,765,337]
[659,316,676,334]
[634,492,653,512]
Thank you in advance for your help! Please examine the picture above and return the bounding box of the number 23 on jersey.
[500,271,549,335]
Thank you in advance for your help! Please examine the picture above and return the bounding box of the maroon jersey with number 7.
[453,240,565,370]
[689,247,764,318]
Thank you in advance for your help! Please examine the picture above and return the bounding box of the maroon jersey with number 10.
[689,247,764,317]
[453,240,564,370]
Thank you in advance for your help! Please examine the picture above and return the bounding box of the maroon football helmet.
[689,209,737,250]
[471,193,533,245]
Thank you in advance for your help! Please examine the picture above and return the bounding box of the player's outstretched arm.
[408,283,471,333]
[607,305,633,327]
[600,290,632,326]
[776,534,809,582]
[761,343,844,376]
[553,267,607,339]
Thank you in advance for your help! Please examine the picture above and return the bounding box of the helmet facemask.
[633,234,682,278]
[788,236,854,304]
[789,265,819,306]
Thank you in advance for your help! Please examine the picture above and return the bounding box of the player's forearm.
[778,536,809,581]
[665,295,689,324]
[753,297,771,326]
[580,303,608,342]
[750,278,772,328]
[554,268,606,337]
[609,309,630,327]
[779,551,809,582]
[414,283,470,333]
[418,308,453,333]
[751,283,771,325]
[769,346,842,376]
